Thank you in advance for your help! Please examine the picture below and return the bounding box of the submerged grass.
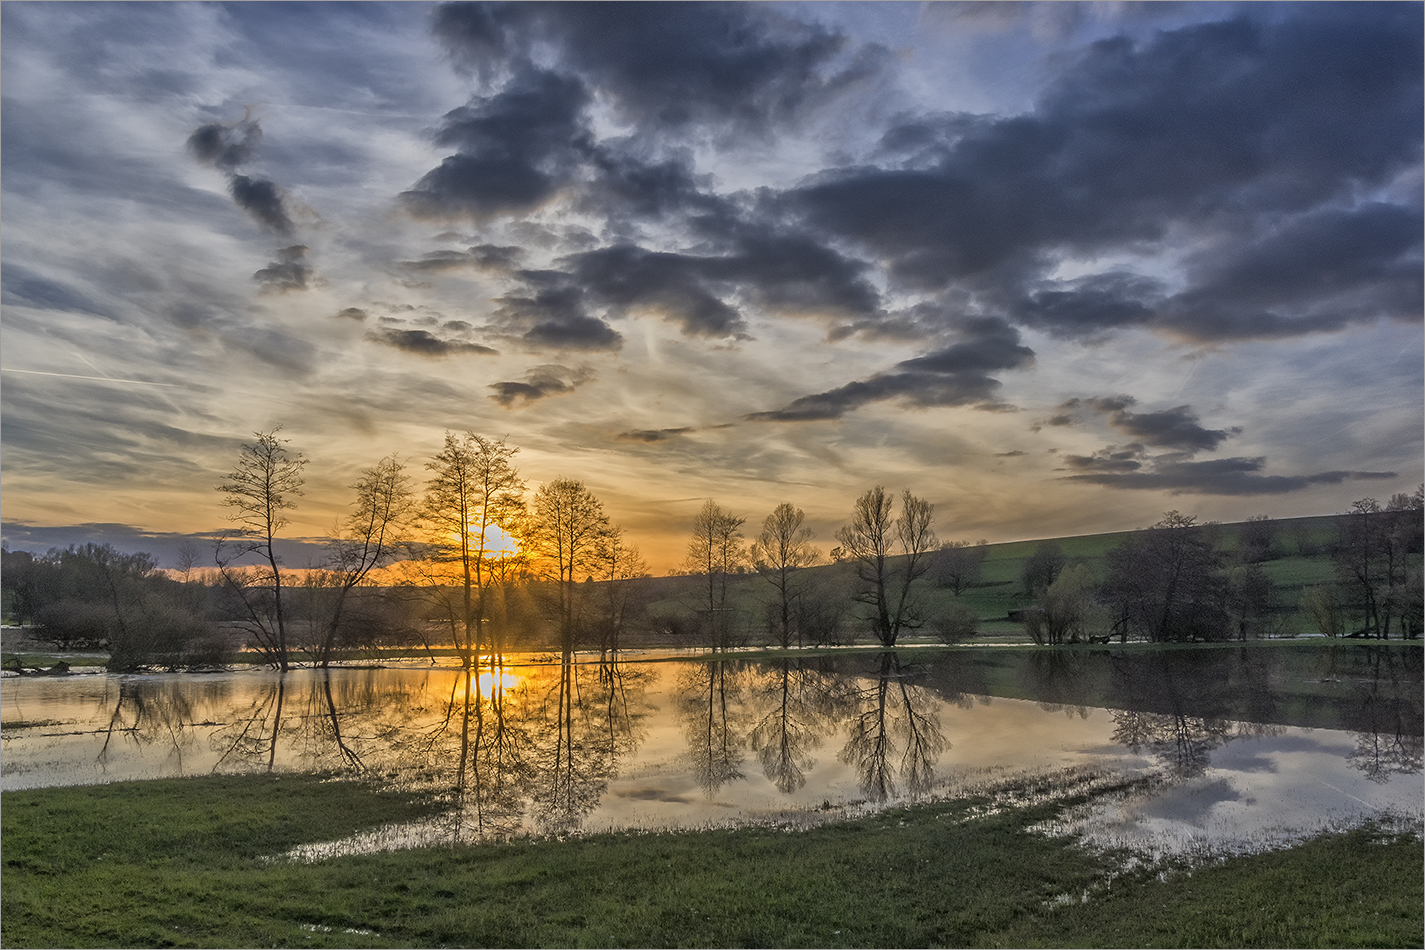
[3,772,1419,948]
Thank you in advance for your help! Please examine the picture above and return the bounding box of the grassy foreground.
[2,773,1419,948]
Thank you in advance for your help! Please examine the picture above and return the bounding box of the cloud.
[616,427,695,443]
[400,66,591,222]
[1159,202,1424,341]
[1078,395,1237,453]
[430,1,879,139]
[187,114,297,236]
[229,175,295,236]
[394,243,525,275]
[747,318,1033,421]
[1,520,327,570]
[253,245,314,293]
[1061,443,1147,474]
[365,328,498,357]
[782,5,1422,340]
[1063,456,1398,496]
[334,307,368,320]
[492,280,624,351]
[488,363,590,407]
[186,117,261,171]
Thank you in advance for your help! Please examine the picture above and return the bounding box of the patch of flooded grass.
[4,770,1419,948]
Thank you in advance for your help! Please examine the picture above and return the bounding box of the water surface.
[3,645,1419,857]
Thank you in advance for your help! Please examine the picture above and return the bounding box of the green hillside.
[636,514,1379,647]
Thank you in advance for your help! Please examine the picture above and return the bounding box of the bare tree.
[1020,541,1065,599]
[684,500,747,648]
[593,525,649,659]
[318,454,414,665]
[1101,511,1226,643]
[527,477,610,651]
[750,503,821,648]
[931,540,987,596]
[419,433,524,666]
[215,427,306,670]
[834,487,938,647]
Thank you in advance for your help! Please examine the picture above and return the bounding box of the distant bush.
[933,602,979,644]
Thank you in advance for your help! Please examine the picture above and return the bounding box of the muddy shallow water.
[3,644,1420,857]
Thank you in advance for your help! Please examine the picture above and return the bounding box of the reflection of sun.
[476,668,522,697]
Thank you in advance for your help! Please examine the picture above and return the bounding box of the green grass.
[3,772,1419,948]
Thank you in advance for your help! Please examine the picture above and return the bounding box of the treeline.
[3,425,1421,669]
[1015,495,1423,645]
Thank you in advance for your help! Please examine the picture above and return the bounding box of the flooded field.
[3,644,1419,859]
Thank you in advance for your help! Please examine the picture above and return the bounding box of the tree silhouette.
[419,433,524,666]
[527,477,610,652]
[684,500,747,649]
[318,454,414,665]
[835,488,937,647]
[751,503,820,648]
[215,427,306,670]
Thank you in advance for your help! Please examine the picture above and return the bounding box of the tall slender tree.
[216,427,306,670]
[684,500,747,648]
[420,433,524,667]
[527,477,610,652]
[319,454,414,665]
[750,503,820,648]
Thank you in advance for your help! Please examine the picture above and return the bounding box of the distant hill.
[633,514,1350,646]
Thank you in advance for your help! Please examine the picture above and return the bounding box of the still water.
[3,645,1420,858]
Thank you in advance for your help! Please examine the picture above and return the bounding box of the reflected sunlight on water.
[3,645,1420,859]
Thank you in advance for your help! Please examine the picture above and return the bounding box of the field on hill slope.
[638,515,1360,647]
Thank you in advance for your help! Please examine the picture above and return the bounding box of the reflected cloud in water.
[3,644,1419,857]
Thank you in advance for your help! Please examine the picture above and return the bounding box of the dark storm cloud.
[559,236,882,339]
[1011,272,1164,339]
[405,0,891,239]
[253,245,314,293]
[399,66,592,222]
[747,318,1034,421]
[782,4,1422,339]
[366,328,498,357]
[1079,395,1237,453]
[581,150,732,230]
[186,134,294,242]
[186,115,297,236]
[229,175,295,236]
[1064,456,1398,496]
[488,363,589,407]
[186,118,261,171]
[564,246,745,338]
[334,307,368,320]
[491,277,624,352]
[1159,202,1424,341]
[431,1,878,138]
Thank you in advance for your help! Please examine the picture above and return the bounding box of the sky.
[2,0,1421,574]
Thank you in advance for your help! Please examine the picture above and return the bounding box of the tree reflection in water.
[1338,646,1424,782]
[746,658,857,793]
[526,651,648,835]
[676,660,748,796]
[49,644,1418,843]
[96,676,209,774]
[839,653,946,802]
